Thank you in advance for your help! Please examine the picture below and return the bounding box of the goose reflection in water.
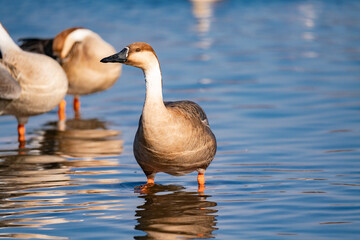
[39,118,123,158]
[0,153,122,232]
[0,117,124,235]
[0,154,70,193]
[134,185,218,240]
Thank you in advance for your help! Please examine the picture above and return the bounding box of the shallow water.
[1,0,360,239]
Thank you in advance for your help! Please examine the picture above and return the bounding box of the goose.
[0,23,68,145]
[101,42,216,191]
[19,27,122,119]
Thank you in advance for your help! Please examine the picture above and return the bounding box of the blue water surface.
[0,0,360,239]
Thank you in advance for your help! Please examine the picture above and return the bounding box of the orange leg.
[74,96,81,119]
[147,178,155,185]
[17,124,26,148]
[197,172,205,192]
[74,96,80,112]
[139,178,155,193]
[134,178,155,194]
[134,178,155,189]
[58,99,66,121]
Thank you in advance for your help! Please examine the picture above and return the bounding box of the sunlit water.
[1,0,360,239]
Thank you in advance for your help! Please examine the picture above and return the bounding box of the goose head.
[52,27,91,59]
[101,42,159,71]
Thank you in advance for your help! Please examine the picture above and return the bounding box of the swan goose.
[19,27,122,119]
[0,23,68,146]
[101,42,216,191]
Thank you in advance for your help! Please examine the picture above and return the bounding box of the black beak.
[100,47,129,63]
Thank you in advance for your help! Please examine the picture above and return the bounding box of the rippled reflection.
[190,0,221,35]
[0,153,122,231]
[0,0,359,239]
[134,185,218,239]
[0,233,68,240]
[190,0,221,62]
[39,118,123,158]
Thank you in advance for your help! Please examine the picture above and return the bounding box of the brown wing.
[165,100,210,126]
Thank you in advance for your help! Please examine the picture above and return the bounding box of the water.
[1,0,360,239]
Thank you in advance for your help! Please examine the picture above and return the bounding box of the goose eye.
[135,48,141,52]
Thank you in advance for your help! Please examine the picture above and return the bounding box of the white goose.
[20,27,122,119]
[0,23,68,145]
[101,42,216,191]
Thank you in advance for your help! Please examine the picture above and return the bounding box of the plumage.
[134,100,216,177]
[101,42,216,191]
[0,22,68,144]
[18,38,55,59]
[0,61,21,101]
[19,27,122,118]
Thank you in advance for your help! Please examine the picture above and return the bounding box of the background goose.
[101,42,216,191]
[19,27,122,119]
[0,23,68,146]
